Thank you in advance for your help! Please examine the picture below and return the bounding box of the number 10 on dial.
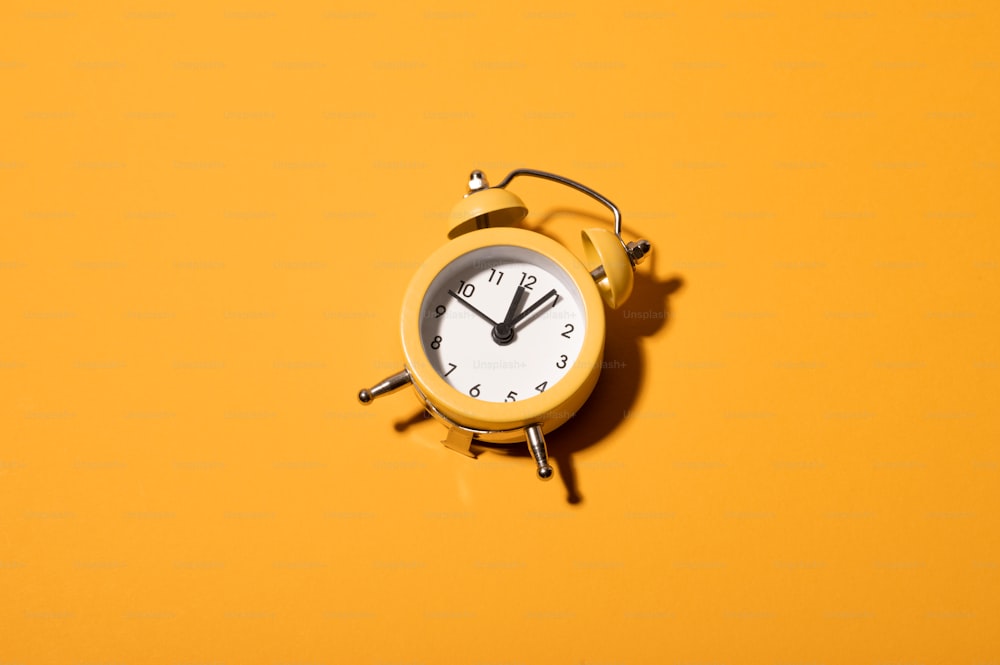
[358,169,651,481]
[422,245,585,404]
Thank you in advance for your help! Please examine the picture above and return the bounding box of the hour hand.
[447,290,499,327]
[510,289,559,327]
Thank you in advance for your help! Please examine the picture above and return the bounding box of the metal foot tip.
[358,389,372,404]
[537,465,554,481]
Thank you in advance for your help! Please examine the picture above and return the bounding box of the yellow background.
[2,1,998,663]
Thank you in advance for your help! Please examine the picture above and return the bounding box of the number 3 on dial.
[419,243,588,404]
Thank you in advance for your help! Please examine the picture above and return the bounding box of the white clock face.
[419,245,587,404]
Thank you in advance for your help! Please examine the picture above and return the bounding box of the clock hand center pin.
[492,285,526,346]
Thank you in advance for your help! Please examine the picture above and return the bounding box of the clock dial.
[419,245,587,404]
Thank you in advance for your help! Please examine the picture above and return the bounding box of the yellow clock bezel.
[400,227,606,434]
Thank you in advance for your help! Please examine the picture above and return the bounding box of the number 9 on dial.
[358,168,651,481]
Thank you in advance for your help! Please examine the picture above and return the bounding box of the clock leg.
[442,427,477,458]
[358,369,411,404]
[525,424,554,481]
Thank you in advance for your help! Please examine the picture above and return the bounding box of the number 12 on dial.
[358,168,651,482]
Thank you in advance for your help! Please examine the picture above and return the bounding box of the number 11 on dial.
[358,168,652,482]
[419,244,586,405]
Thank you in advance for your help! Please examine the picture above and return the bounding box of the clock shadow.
[475,268,682,504]
[393,209,683,504]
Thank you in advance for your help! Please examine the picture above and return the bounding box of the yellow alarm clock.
[358,168,651,480]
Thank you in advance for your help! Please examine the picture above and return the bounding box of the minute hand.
[448,290,499,327]
[510,289,558,327]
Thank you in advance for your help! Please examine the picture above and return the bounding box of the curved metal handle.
[494,168,624,240]
[493,168,651,267]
